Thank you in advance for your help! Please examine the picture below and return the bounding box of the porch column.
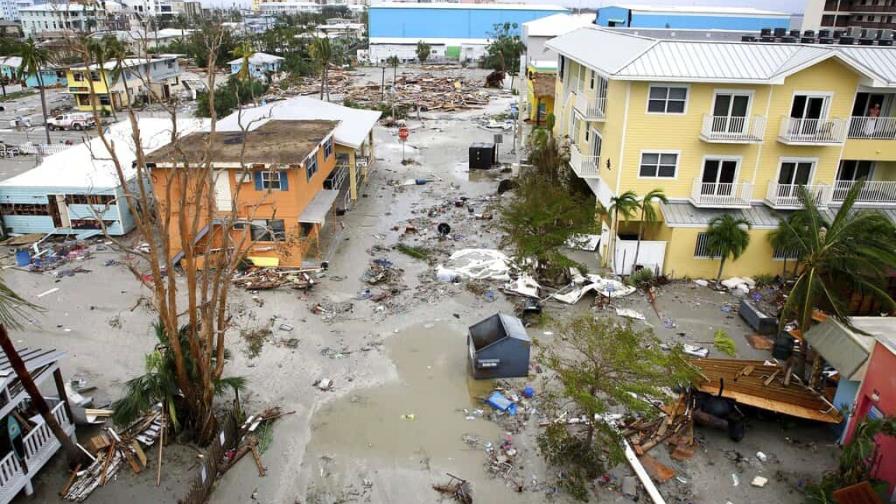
[53,368,73,421]
[349,150,358,201]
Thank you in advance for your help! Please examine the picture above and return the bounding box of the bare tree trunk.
[716,257,726,284]
[632,209,644,268]
[0,326,86,468]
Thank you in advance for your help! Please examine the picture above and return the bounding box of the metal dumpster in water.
[467,313,531,380]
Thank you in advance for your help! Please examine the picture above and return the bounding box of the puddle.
[302,321,548,502]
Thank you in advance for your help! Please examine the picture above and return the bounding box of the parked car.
[47,113,95,131]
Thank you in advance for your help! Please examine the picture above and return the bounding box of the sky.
[200,0,809,15]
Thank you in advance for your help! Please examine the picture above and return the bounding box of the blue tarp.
[485,391,517,416]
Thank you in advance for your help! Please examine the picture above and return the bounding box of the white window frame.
[305,153,318,181]
[694,232,722,259]
[699,155,743,185]
[789,91,834,121]
[590,127,603,158]
[638,150,680,179]
[260,170,282,190]
[775,157,818,186]
[646,83,689,115]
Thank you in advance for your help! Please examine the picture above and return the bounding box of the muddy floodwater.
[301,321,555,503]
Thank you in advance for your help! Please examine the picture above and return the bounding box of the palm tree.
[231,40,254,82]
[607,190,638,270]
[0,280,87,467]
[387,55,399,86]
[18,38,50,144]
[632,188,668,268]
[309,37,332,100]
[774,183,896,385]
[705,214,751,283]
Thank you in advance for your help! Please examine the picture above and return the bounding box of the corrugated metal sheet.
[548,27,896,86]
[804,318,876,381]
[660,201,785,228]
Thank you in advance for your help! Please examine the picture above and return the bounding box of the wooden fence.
[178,409,241,504]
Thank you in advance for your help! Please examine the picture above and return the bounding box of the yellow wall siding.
[842,139,896,162]
[752,58,861,197]
[662,227,785,279]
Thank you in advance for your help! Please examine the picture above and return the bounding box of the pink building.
[843,335,896,500]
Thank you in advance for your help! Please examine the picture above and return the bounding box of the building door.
[701,159,737,196]
[778,161,812,187]
[834,160,874,200]
[712,93,750,133]
[213,171,233,212]
[590,128,602,159]
[790,95,827,135]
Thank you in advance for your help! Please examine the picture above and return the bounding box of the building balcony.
[689,179,753,208]
[847,116,896,140]
[778,117,847,145]
[568,143,600,179]
[700,114,766,143]
[831,180,896,205]
[765,182,831,209]
[572,92,606,121]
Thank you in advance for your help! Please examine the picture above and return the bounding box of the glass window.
[306,156,318,180]
[639,152,678,178]
[648,85,688,114]
[261,170,281,190]
[250,219,286,241]
[324,138,333,158]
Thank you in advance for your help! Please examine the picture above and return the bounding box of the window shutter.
[279,171,289,191]
[254,171,263,190]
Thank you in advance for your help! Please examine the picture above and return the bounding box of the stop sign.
[398,127,409,141]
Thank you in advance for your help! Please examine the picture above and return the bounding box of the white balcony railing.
[831,180,896,204]
[778,117,847,144]
[765,182,831,208]
[847,116,896,140]
[23,402,74,474]
[568,143,600,179]
[700,114,766,143]
[573,92,606,120]
[0,451,26,503]
[690,179,753,208]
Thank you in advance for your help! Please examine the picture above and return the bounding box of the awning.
[299,189,339,225]
[804,318,876,381]
[247,256,279,267]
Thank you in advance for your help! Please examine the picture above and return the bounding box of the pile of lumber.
[63,408,163,502]
[624,392,695,460]
[217,406,294,479]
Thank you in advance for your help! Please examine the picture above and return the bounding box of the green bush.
[195,76,268,118]
[628,268,655,288]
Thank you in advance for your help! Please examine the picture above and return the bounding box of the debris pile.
[344,73,490,112]
[232,268,316,290]
[64,407,164,502]
[361,258,403,285]
[433,473,473,504]
[218,406,294,478]
[623,392,696,459]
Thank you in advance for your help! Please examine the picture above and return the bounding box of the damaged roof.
[805,317,894,381]
[691,358,842,423]
[146,119,337,167]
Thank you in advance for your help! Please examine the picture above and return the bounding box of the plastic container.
[14,249,31,267]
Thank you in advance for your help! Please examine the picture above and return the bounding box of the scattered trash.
[432,473,473,504]
[756,451,768,462]
[502,274,540,298]
[550,271,635,304]
[233,269,315,290]
[313,378,333,391]
[751,475,768,488]
[683,344,710,358]
[732,474,740,487]
[278,324,294,332]
[442,249,511,281]
[694,279,709,287]
[401,413,416,421]
[522,386,535,398]
[36,287,59,298]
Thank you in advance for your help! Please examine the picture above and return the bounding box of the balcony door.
[701,158,738,196]
[834,160,873,200]
[712,93,750,133]
[590,127,602,159]
[777,160,813,202]
[790,95,828,135]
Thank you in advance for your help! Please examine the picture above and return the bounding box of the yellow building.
[547,28,896,279]
[525,63,556,125]
[66,56,181,112]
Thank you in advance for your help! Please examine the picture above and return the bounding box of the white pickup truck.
[47,113,95,131]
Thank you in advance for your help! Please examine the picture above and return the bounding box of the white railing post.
[848,116,896,140]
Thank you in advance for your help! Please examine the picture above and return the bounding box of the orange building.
[146,119,343,268]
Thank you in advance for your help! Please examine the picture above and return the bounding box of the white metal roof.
[369,2,566,11]
[215,96,381,150]
[547,27,896,87]
[0,118,208,189]
[606,4,788,17]
[0,56,21,68]
[522,13,594,38]
[227,52,285,66]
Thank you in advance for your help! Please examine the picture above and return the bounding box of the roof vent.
[760,36,775,42]
[803,30,816,38]
[859,38,875,45]
[781,36,798,43]
[760,27,772,37]
[773,27,787,37]
[879,39,894,46]
[741,35,756,42]
[818,29,831,38]
[839,36,855,45]
[801,36,816,43]
[789,29,801,37]
[819,37,835,44]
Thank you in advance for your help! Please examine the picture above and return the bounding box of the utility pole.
[381,65,385,101]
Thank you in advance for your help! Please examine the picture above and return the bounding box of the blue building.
[0,119,206,237]
[0,57,67,88]
[595,5,789,31]
[367,2,566,63]
[228,52,285,81]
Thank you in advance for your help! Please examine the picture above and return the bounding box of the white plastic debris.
[694,279,709,287]
[751,476,768,488]
[683,344,710,358]
[756,451,767,463]
[503,274,541,298]
[435,265,460,282]
[616,308,646,320]
[441,249,511,280]
[731,474,739,487]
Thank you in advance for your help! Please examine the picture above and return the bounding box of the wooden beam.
[53,368,73,421]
